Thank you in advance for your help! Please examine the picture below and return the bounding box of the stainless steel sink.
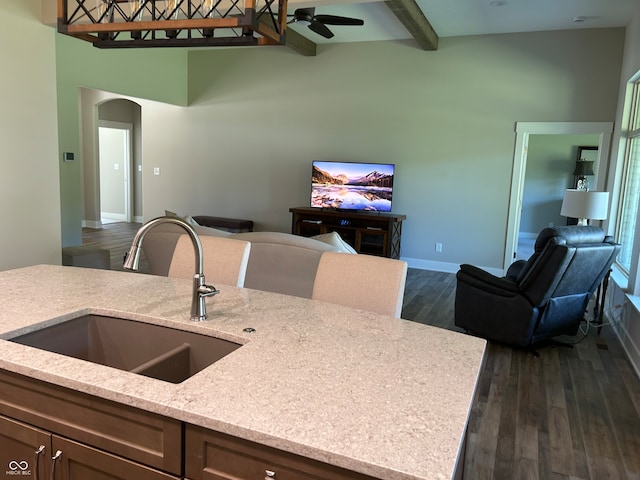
[9,314,241,384]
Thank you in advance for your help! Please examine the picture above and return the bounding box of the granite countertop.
[0,265,486,480]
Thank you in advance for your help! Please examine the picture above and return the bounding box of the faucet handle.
[198,284,220,297]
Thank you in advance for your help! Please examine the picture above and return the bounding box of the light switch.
[153,167,161,176]
[114,163,119,170]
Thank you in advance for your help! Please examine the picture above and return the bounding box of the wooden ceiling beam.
[385,0,438,50]
[285,28,317,56]
[258,16,317,56]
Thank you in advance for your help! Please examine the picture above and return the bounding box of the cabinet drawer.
[185,426,378,480]
[0,370,182,476]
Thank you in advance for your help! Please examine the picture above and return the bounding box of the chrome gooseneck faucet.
[123,216,220,321]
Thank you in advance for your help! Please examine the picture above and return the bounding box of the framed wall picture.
[577,145,598,162]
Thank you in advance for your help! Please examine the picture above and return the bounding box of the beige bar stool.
[168,234,251,287]
[312,252,408,318]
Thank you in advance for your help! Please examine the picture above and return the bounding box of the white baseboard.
[401,257,504,277]
[83,217,142,228]
[613,323,640,380]
[519,232,539,239]
[101,212,126,221]
[610,304,640,381]
[82,220,102,229]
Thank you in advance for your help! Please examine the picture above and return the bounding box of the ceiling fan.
[288,8,364,39]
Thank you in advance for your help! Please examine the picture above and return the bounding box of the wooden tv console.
[289,207,406,259]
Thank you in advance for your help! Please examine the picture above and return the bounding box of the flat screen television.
[311,161,395,212]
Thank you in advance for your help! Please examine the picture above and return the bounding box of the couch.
[141,216,355,298]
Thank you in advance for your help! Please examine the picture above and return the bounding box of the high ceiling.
[286,0,639,46]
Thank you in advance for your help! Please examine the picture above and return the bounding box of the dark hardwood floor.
[84,222,640,480]
[82,221,147,272]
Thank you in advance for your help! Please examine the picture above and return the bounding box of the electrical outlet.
[435,243,443,253]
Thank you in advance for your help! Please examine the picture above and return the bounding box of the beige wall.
[0,0,61,271]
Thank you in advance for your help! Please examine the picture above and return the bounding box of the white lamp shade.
[560,189,610,221]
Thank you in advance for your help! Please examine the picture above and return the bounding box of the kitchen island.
[0,265,485,480]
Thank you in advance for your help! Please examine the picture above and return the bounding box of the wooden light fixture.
[57,0,288,48]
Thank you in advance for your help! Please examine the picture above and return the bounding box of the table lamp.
[572,160,595,190]
[560,189,610,226]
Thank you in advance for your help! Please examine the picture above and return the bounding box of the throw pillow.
[164,210,231,237]
[311,231,357,254]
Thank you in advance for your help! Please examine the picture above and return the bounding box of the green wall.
[55,33,189,246]
[0,0,61,270]
[521,134,600,234]
[184,29,624,269]
[56,27,625,270]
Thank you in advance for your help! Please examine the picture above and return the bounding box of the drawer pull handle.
[34,446,45,480]
[50,450,62,480]
[265,470,276,479]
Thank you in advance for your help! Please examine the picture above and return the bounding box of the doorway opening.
[505,122,614,271]
[98,121,132,224]
[83,96,142,229]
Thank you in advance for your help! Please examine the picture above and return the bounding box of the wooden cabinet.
[0,415,177,480]
[185,426,377,480]
[0,370,181,479]
[0,369,382,480]
[289,207,406,259]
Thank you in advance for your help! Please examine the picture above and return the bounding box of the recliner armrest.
[457,264,519,294]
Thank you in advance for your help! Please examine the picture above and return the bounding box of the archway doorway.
[84,97,142,228]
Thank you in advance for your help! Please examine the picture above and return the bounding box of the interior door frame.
[504,121,614,271]
[97,120,133,224]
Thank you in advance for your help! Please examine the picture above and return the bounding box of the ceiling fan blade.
[308,20,334,38]
[314,14,364,26]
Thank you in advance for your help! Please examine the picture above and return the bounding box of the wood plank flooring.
[82,222,147,272]
[83,222,640,480]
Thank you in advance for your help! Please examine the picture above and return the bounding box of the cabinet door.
[0,415,51,479]
[0,370,182,475]
[50,436,179,480]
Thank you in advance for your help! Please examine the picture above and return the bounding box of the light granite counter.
[0,265,486,480]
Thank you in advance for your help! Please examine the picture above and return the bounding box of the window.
[616,80,640,274]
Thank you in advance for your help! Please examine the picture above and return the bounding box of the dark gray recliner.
[454,226,620,348]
